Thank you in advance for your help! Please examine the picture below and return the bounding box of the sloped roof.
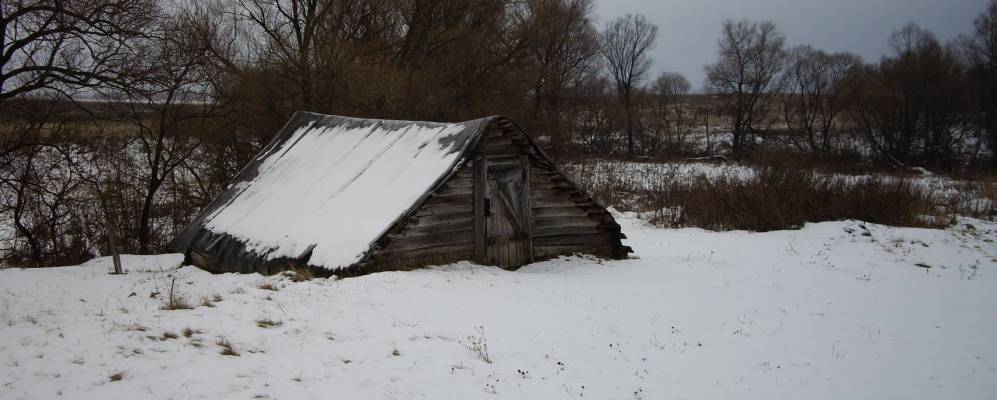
[172,112,493,271]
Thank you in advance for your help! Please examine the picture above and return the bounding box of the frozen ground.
[1,214,996,399]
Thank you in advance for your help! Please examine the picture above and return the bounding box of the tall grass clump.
[651,166,938,231]
[564,157,982,232]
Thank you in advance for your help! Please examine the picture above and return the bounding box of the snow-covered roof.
[172,112,493,271]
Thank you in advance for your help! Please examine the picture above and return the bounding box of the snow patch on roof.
[199,113,488,270]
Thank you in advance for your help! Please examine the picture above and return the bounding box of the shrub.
[200,296,216,308]
[459,326,492,364]
[566,158,971,231]
[652,166,939,231]
[217,337,240,356]
[161,296,193,311]
[282,267,315,282]
[161,276,193,310]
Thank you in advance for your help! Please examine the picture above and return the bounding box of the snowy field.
[1,213,996,399]
[563,160,996,214]
[565,159,988,196]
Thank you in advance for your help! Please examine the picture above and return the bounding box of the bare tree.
[852,23,969,166]
[573,75,617,152]
[962,0,997,165]
[107,13,221,254]
[0,102,88,267]
[1,0,156,100]
[524,0,600,154]
[650,71,690,154]
[219,0,350,112]
[704,19,785,154]
[780,46,861,153]
[1,0,158,266]
[601,13,657,156]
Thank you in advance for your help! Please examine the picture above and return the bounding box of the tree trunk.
[138,178,163,254]
[107,212,123,274]
[12,154,42,267]
[705,108,712,154]
[731,124,743,155]
[13,204,42,267]
[989,112,997,167]
[625,107,635,156]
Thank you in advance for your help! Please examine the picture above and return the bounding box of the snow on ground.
[1,215,996,399]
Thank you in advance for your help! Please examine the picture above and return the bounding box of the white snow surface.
[200,116,481,270]
[2,215,996,399]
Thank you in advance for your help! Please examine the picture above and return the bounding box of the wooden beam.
[473,157,488,264]
[521,155,534,262]
[489,179,524,233]
[534,233,613,247]
[380,233,474,253]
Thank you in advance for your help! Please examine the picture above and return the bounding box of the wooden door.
[474,157,533,268]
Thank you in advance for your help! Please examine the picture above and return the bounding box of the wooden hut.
[170,112,631,275]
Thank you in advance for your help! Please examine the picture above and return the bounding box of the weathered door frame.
[473,156,533,267]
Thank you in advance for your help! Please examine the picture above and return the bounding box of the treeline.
[2,0,997,267]
[704,18,997,168]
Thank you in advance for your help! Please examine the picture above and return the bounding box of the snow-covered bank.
[1,215,996,399]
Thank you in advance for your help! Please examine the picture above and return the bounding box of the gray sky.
[593,0,990,90]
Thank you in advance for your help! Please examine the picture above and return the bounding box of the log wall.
[361,162,477,273]
[361,120,629,273]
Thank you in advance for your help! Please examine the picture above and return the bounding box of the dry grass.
[255,318,283,328]
[109,371,125,382]
[182,327,198,338]
[257,281,280,291]
[650,167,939,231]
[199,296,216,308]
[217,337,240,356]
[161,276,194,310]
[460,326,492,364]
[981,180,997,217]
[568,158,997,231]
[162,331,179,340]
[282,267,315,282]
[161,296,193,311]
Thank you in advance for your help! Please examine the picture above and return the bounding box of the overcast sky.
[593,0,990,90]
